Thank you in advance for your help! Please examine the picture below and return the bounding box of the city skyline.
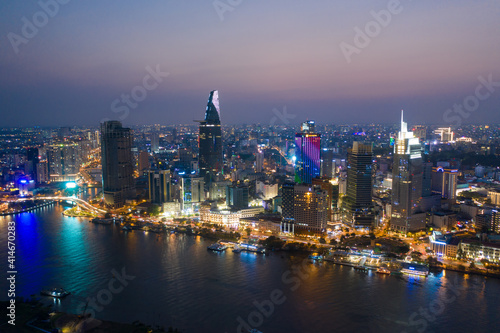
[1,1,500,126]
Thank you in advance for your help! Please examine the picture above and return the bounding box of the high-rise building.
[181,176,205,211]
[431,167,458,200]
[138,151,150,172]
[226,184,249,210]
[26,147,39,182]
[101,121,135,207]
[150,132,159,153]
[342,142,374,227]
[255,150,264,173]
[295,120,321,184]
[422,162,433,197]
[148,169,171,204]
[391,111,425,233]
[321,148,334,178]
[198,90,223,184]
[47,143,81,182]
[281,182,295,233]
[293,184,328,234]
[312,177,338,222]
[412,125,427,141]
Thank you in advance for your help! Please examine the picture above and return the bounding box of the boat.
[401,262,429,277]
[207,243,228,251]
[233,246,242,253]
[91,218,112,225]
[41,288,70,298]
[308,253,323,261]
[122,226,132,231]
[376,267,391,275]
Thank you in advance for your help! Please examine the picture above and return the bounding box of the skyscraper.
[295,120,321,184]
[226,184,249,210]
[391,111,425,233]
[47,143,81,182]
[342,142,374,227]
[293,184,329,234]
[148,169,171,204]
[101,121,135,207]
[280,182,295,233]
[198,90,223,184]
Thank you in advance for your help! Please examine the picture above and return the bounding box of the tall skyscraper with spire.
[198,90,223,184]
[391,111,425,233]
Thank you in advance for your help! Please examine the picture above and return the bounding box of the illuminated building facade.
[295,120,321,184]
[391,111,424,232]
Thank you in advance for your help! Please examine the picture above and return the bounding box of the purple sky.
[1,0,499,127]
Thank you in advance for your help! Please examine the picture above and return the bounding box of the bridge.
[12,196,107,214]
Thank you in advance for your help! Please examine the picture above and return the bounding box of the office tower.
[198,90,223,184]
[312,177,339,222]
[26,147,39,182]
[391,111,425,233]
[295,120,321,184]
[255,150,264,172]
[431,167,458,200]
[181,176,205,211]
[226,184,249,209]
[148,169,171,204]
[150,132,159,153]
[100,121,135,207]
[321,148,334,178]
[422,162,433,197]
[293,184,328,234]
[342,142,374,227]
[434,127,454,142]
[47,143,81,182]
[138,151,150,172]
[178,148,193,171]
[281,182,295,233]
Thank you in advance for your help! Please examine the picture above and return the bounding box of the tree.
[330,239,338,245]
[245,227,252,237]
[340,235,346,243]
[319,237,326,244]
[147,205,161,216]
[369,232,376,240]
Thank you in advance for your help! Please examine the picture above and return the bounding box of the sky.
[0,0,499,127]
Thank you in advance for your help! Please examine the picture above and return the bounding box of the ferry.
[207,243,228,251]
[41,288,70,298]
[376,267,391,275]
[401,262,429,277]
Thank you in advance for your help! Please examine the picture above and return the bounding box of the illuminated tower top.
[204,90,221,124]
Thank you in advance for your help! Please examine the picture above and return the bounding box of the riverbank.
[0,201,55,216]
[0,299,179,333]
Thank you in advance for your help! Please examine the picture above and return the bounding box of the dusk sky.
[1,0,499,127]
